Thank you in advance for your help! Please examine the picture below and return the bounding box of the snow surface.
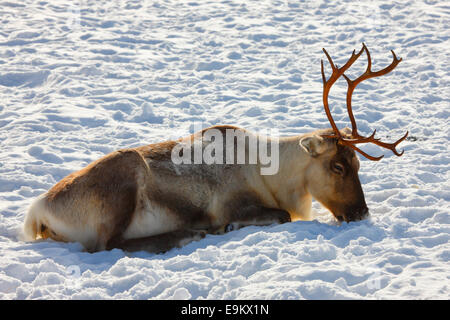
[0,0,449,299]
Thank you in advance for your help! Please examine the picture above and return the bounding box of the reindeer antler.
[321,43,408,161]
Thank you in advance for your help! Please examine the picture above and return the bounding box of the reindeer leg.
[107,229,206,253]
[220,206,291,234]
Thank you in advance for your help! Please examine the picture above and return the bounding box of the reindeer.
[23,44,408,253]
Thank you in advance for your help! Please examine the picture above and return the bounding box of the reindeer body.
[23,44,406,253]
[25,126,322,252]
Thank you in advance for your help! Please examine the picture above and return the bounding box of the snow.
[0,0,449,299]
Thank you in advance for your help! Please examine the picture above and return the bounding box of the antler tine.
[364,43,372,73]
[322,48,338,72]
[369,130,409,156]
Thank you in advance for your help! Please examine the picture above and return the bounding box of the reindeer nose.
[344,206,369,222]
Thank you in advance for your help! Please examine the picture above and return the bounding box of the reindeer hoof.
[225,223,235,233]
[278,211,292,224]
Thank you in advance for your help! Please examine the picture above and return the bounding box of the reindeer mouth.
[335,207,369,223]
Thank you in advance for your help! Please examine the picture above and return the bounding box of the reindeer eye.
[332,162,344,175]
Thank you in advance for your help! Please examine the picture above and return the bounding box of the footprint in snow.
[28,146,64,164]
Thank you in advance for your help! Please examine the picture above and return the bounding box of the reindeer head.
[301,43,408,223]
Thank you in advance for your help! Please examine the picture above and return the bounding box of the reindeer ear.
[299,135,327,157]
